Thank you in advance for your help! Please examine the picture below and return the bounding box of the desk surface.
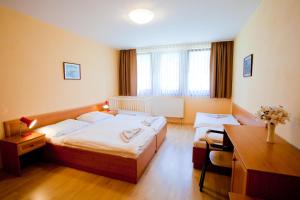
[224,125,300,177]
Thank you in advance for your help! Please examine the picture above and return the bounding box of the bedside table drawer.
[18,137,46,156]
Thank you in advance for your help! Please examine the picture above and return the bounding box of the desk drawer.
[231,150,247,194]
[18,137,46,155]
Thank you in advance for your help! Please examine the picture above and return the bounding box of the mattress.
[193,127,224,148]
[46,115,166,158]
[194,112,240,128]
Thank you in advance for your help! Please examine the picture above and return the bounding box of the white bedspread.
[48,117,156,158]
[116,114,167,132]
[194,112,240,128]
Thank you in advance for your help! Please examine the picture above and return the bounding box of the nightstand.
[102,110,118,116]
[0,132,46,176]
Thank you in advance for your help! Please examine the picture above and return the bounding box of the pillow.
[35,119,90,137]
[194,112,240,128]
[76,111,113,123]
[117,109,151,116]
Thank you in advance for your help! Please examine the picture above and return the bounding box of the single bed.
[192,103,265,169]
[3,104,167,183]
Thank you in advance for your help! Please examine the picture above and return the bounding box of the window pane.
[136,46,211,97]
[159,52,180,93]
[188,50,210,96]
[137,54,152,95]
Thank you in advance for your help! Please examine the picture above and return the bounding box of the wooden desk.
[229,192,262,200]
[224,125,300,200]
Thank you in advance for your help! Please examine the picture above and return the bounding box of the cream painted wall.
[0,6,119,140]
[182,97,231,124]
[232,0,300,148]
[166,97,231,124]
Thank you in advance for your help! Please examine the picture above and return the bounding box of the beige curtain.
[210,41,234,98]
[119,49,137,96]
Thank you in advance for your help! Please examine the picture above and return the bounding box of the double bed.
[3,104,167,183]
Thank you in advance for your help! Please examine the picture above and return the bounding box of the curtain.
[210,41,233,98]
[119,49,137,96]
[137,44,211,96]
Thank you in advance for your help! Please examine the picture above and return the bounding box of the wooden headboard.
[3,103,104,137]
[232,103,265,127]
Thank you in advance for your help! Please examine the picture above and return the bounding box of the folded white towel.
[206,114,228,119]
[142,117,159,126]
[120,128,142,143]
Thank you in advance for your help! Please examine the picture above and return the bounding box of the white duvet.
[52,116,156,157]
[194,112,240,128]
[115,114,167,132]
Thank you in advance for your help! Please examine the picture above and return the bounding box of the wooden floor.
[0,124,230,200]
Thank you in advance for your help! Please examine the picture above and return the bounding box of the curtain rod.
[137,42,211,53]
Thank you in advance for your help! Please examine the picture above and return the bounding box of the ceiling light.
[129,9,154,24]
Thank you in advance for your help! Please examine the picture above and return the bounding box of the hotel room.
[0,0,299,199]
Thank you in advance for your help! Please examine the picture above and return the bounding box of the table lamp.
[103,100,110,111]
[19,117,37,137]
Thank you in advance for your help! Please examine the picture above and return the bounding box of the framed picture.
[243,54,253,77]
[63,62,81,80]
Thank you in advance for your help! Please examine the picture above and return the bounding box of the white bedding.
[193,112,240,149]
[194,112,240,129]
[116,114,167,132]
[46,115,166,158]
[193,127,224,148]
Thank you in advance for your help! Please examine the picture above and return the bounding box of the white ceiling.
[0,0,261,49]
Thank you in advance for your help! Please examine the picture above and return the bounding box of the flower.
[256,105,290,125]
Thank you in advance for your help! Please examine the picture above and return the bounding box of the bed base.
[192,147,206,169]
[156,124,167,151]
[44,136,156,183]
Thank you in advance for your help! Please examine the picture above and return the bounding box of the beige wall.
[183,97,231,124]
[232,0,300,148]
[166,97,231,124]
[0,6,119,140]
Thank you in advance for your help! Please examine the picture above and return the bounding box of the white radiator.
[108,96,152,113]
[150,96,184,118]
[109,96,184,118]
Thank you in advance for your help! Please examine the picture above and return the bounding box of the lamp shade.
[20,117,37,129]
[103,100,110,110]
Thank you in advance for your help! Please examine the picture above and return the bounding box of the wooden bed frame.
[3,103,167,183]
[193,103,265,169]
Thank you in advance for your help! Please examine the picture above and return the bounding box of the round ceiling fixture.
[129,9,154,24]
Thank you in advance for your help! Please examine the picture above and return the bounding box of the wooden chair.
[199,129,233,192]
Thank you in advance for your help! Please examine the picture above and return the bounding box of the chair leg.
[199,145,210,192]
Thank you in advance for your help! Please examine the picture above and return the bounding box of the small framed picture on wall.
[243,54,253,77]
[63,62,81,80]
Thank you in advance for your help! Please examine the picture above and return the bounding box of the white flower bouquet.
[256,105,290,125]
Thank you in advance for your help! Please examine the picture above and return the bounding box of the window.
[137,44,211,96]
[137,53,152,95]
[187,50,210,96]
[159,52,180,94]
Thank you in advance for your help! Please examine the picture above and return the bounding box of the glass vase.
[267,122,276,143]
